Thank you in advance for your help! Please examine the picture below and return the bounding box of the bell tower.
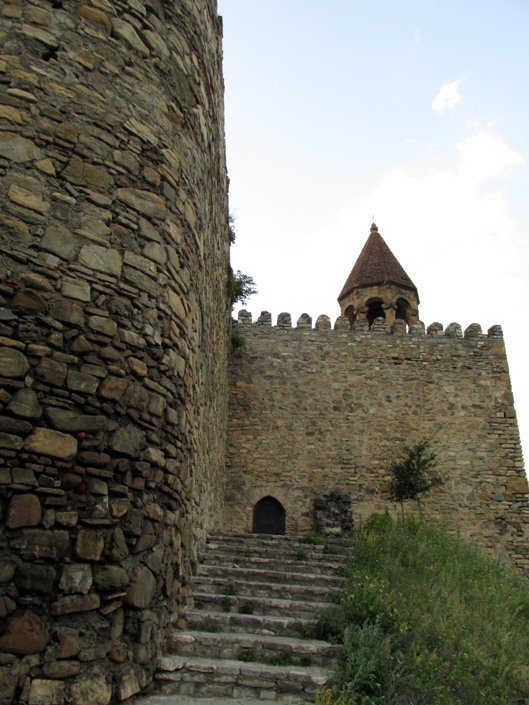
[338,223,420,328]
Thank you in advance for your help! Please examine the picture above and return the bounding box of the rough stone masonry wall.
[0,1,230,703]
[226,312,529,573]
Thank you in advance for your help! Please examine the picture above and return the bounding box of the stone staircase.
[134,532,350,705]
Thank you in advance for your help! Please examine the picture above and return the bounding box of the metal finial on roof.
[370,222,378,232]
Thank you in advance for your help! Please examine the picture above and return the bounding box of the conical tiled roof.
[338,223,418,301]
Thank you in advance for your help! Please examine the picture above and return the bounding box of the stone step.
[202,553,344,576]
[206,536,349,554]
[193,575,338,602]
[167,630,341,668]
[132,698,268,705]
[191,592,333,619]
[197,564,345,589]
[134,533,348,704]
[207,531,351,551]
[155,655,330,703]
[182,608,312,639]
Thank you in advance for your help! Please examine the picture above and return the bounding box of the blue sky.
[218,0,529,464]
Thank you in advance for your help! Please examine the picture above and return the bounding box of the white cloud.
[432,80,463,114]
[457,129,524,181]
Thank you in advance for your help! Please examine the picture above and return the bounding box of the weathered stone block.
[116,669,141,700]
[128,357,148,376]
[506,476,528,495]
[105,527,129,562]
[42,660,81,679]
[78,5,112,34]
[116,188,165,218]
[56,511,78,527]
[67,370,99,394]
[0,347,29,378]
[51,593,100,616]
[6,493,41,528]
[42,223,80,260]
[110,498,129,519]
[77,451,110,467]
[0,431,24,451]
[24,428,77,461]
[28,679,65,705]
[70,669,112,705]
[89,315,117,337]
[62,277,91,302]
[124,251,157,277]
[62,156,114,191]
[0,133,41,162]
[11,288,48,315]
[6,388,42,419]
[49,300,85,327]
[109,424,145,456]
[75,529,104,561]
[59,564,93,595]
[94,565,128,592]
[99,375,127,400]
[0,611,51,655]
[10,529,70,560]
[79,244,122,276]
[0,212,31,243]
[111,18,150,57]
[35,357,68,386]
[8,183,49,214]
[45,408,106,433]
[126,566,156,608]
[0,415,32,435]
[121,266,162,297]
[56,631,80,659]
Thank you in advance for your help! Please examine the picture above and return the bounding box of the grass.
[296,547,309,560]
[221,584,238,612]
[317,512,529,705]
[302,532,327,546]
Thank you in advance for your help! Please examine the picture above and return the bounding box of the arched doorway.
[252,496,285,535]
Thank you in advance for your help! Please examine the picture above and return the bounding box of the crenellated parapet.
[235,310,503,340]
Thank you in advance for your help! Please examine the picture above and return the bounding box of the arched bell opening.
[395,297,412,325]
[366,298,385,328]
[252,496,285,535]
[344,305,356,328]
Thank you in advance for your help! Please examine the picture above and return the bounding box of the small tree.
[388,440,443,518]
[229,269,257,307]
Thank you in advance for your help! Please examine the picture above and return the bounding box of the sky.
[217,0,529,468]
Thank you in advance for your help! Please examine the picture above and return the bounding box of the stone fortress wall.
[226,310,529,572]
[0,1,230,703]
[1,1,529,703]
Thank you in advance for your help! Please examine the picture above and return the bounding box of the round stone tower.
[0,1,230,702]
